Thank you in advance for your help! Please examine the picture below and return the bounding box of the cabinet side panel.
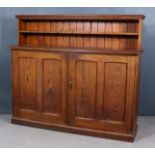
[103,62,127,122]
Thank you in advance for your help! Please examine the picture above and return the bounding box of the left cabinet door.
[12,50,67,125]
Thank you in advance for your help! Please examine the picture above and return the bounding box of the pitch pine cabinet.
[11,15,145,141]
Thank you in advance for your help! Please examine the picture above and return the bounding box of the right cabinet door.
[68,53,137,133]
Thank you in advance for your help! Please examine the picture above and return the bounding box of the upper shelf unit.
[17,15,144,51]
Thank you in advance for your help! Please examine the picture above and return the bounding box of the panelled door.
[68,53,137,133]
[12,50,67,124]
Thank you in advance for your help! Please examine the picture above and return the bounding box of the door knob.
[68,81,73,89]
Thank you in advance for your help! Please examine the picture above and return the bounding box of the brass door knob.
[68,81,73,89]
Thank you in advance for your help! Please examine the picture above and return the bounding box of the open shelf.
[19,31,138,36]
[18,15,143,51]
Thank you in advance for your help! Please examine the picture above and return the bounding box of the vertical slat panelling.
[30,22,38,47]
[105,22,113,50]
[26,22,31,46]
[19,20,27,46]
[19,21,26,31]
[128,22,137,33]
[26,22,32,46]
[20,18,140,51]
[119,22,127,50]
[63,21,70,47]
[90,22,97,49]
[127,22,137,50]
[38,22,45,47]
[26,21,37,31]
[76,21,84,48]
[97,21,105,49]
[57,21,64,47]
[70,21,77,47]
[128,38,137,50]
[83,22,91,48]
[135,22,138,33]
[50,21,57,47]
[112,22,120,50]
[44,21,51,47]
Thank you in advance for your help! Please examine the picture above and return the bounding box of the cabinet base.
[11,117,137,142]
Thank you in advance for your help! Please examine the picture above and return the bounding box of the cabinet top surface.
[11,46,143,56]
[16,14,145,20]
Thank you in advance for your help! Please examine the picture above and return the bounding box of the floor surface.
[0,114,155,148]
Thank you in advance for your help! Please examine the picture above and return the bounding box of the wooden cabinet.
[11,15,144,141]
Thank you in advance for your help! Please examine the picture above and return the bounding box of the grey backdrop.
[0,7,154,115]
